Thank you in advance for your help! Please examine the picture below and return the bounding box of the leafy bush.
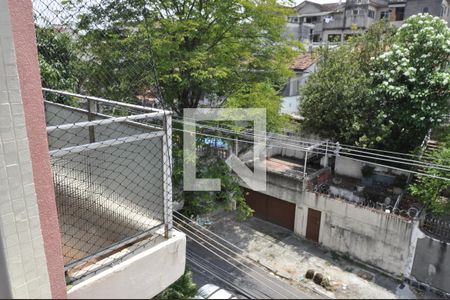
[409,144,450,215]
[361,165,375,178]
[156,268,197,299]
[301,15,450,153]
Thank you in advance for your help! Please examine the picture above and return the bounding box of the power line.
[176,212,316,274]
[174,217,302,299]
[186,254,260,299]
[171,127,450,181]
[173,118,450,170]
[187,251,265,299]
[180,226,291,299]
[173,114,449,162]
[172,116,450,169]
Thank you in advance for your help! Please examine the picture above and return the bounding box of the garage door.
[243,188,295,230]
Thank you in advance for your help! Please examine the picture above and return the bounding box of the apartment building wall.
[0,0,66,297]
[405,0,450,24]
[293,0,449,44]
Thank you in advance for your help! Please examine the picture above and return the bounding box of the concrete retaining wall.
[296,191,413,275]
[409,226,450,293]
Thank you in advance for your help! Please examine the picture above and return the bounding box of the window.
[304,16,319,23]
[312,34,321,43]
[328,34,341,42]
[395,7,405,21]
[368,10,375,18]
[380,11,389,20]
[352,9,359,15]
[423,7,429,13]
[290,78,300,96]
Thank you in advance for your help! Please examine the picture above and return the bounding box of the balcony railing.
[43,89,173,284]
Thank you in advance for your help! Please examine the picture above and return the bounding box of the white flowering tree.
[371,14,450,152]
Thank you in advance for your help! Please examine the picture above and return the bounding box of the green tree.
[67,0,299,112]
[300,22,395,147]
[226,82,289,132]
[371,14,450,152]
[409,144,450,215]
[156,268,197,299]
[300,45,375,145]
[301,16,450,153]
[172,133,253,220]
[36,27,82,100]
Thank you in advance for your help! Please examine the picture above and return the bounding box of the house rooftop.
[290,53,316,72]
[321,3,340,12]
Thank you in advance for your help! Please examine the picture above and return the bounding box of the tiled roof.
[321,3,340,12]
[290,53,316,71]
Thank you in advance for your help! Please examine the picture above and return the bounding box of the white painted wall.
[295,192,413,275]
[281,63,316,115]
[68,230,186,299]
[281,96,300,115]
[334,156,363,179]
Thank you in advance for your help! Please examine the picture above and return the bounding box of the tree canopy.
[63,0,299,114]
[300,15,450,153]
[300,22,395,147]
[36,26,82,99]
[410,140,450,215]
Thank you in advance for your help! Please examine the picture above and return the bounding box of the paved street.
[186,239,319,299]
[175,218,320,299]
[202,212,443,299]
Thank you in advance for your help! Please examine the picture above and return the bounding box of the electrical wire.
[186,254,260,299]
[173,114,449,162]
[187,251,265,299]
[176,212,315,274]
[180,225,292,299]
[171,126,450,181]
[173,118,450,169]
[174,217,302,299]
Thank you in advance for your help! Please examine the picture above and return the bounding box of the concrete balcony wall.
[67,230,186,299]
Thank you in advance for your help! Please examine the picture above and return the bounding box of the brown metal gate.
[244,189,295,230]
[306,208,321,243]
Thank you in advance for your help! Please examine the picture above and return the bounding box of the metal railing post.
[162,114,173,238]
[87,97,97,143]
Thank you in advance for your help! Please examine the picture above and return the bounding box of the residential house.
[286,0,341,44]
[238,133,450,296]
[286,0,450,44]
[388,0,450,26]
[281,53,317,118]
[0,1,186,298]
